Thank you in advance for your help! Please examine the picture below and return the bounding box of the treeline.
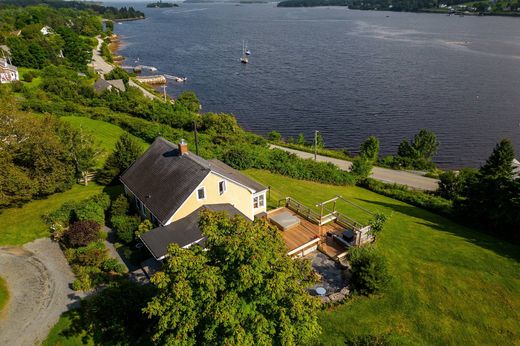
[347,0,459,11]
[0,0,144,20]
[277,0,468,10]
[278,0,348,7]
[0,90,104,208]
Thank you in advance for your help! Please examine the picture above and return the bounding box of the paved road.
[270,144,439,191]
[0,239,84,346]
[90,37,159,100]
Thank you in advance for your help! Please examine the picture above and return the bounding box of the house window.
[197,187,206,200]
[219,180,226,195]
[253,194,265,209]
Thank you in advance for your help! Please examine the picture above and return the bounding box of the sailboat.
[240,40,248,64]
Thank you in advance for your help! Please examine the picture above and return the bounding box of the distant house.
[0,58,19,84]
[40,26,53,36]
[121,138,268,260]
[94,78,126,93]
[513,159,520,179]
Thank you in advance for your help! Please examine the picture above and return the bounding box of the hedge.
[359,178,452,217]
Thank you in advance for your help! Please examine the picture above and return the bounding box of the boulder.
[320,296,330,304]
[340,287,351,296]
[328,292,345,302]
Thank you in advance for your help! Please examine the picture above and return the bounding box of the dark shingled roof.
[120,137,211,224]
[120,137,267,225]
[208,159,267,193]
[140,204,247,259]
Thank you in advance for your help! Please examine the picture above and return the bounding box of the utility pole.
[314,130,319,161]
[162,85,167,102]
[193,119,199,156]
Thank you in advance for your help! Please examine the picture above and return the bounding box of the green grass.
[245,169,520,345]
[61,116,148,166]
[43,310,94,346]
[0,184,104,246]
[0,276,9,315]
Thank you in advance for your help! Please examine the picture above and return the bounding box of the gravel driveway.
[0,238,84,346]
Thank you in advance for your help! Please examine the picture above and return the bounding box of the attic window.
[219,180,226,195]
[197,187,206,200]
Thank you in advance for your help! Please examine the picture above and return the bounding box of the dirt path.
[0,239,84,346]
[270,144,439,191]
[91,37,159,100]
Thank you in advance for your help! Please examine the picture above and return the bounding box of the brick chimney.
[178,139,188,155]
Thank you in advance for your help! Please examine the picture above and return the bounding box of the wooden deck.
[267,207,347,258]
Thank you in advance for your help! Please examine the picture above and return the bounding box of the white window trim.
[253,193,265,209]
[219,180,227,195]
[196,186,206,201]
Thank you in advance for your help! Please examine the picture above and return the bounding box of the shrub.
[72,274,92,291]
[44,201,78,225]
[267,130,282,141]
[370,213,388,234]
[351,157,373,180]
[349,246,390,295]
[135,219,153,238]
[74,200,105,225]
[222,146,257,170]
[111,194,130,216]
[359,178,452,217]
[65,220,101,247]
[23,71,36,82]
[101,258,126,273]
[90,193,111,211]
[74,242,108,267]
[111,215,140,243]
[10,81,24,92]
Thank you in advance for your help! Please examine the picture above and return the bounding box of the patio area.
[267,197,373,260]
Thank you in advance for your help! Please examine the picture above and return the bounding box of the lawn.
[245,169,520,345]
[60,116,149,166]
[43,310,94,346]
[0,184,104,246]
[0,276,9,315]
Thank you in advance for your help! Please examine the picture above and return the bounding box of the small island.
[146,1,179,8]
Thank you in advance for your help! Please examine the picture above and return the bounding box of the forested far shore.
[277,0,520,15]
[0,0,145,20]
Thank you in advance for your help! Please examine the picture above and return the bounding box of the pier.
[135,75,167,85]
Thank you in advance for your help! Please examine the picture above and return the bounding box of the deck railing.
[282,197,369,232]
[283,197,321,224]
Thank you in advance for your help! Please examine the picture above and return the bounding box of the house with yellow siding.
[120,137,268,260]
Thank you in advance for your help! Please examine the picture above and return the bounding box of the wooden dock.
[135,75,167,85]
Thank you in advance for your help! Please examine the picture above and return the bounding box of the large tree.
[97,133,143,185]
[455,139,519,240]
[144,210,321,346]
[60,124,102,186]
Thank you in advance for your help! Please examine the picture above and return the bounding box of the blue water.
[109,2,520,168]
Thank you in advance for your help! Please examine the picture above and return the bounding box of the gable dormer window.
[219,180,226,195]
[197,187,206,200]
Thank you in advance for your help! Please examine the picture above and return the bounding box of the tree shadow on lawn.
[358,198,520,263]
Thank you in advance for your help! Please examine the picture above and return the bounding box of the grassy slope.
[60,116,149,166]
[0,276,9,315]
[245,169,520,345]
[0,184,104,246]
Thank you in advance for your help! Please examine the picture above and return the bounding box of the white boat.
[240,40,249,64]
[174,76,187,82]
